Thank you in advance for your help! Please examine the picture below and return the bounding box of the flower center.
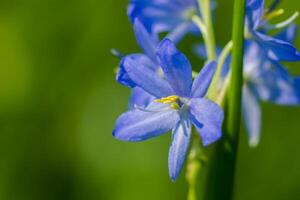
[154,95,190,110]
[154,95,179,104]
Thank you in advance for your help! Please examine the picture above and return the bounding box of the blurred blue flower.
[114,39,223,181]
[194,24,300,147]
[242,41,300,147]
[243,24,300,146]
[245,0,300,61]
[128,0,215,43]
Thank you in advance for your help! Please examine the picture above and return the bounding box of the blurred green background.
[0,0,300,200]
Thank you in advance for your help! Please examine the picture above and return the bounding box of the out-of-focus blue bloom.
[242,24,300,146]
[128,0,215,43]
[194,24,300,147]
[114,39,224,181]
[242,41,300,146]
[245,0,300,61]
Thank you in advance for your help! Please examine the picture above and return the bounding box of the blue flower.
[194,24,300,147]
[242,40,300,146]
[242,24,300,146]
[245,0,300,61]
[113,39,224,181]
[128,0,212,43]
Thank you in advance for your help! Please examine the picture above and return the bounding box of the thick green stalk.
[199,0,246,200]
[227,0,246,144]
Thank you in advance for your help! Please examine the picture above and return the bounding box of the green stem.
[199,0,246,200]
[227,0,246,143]
[186,132,206,200]
[199,0,216,60]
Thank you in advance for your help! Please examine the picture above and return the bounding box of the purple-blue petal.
[133,19,159,61]
[121,54,174,98]
[128,0,199,34]
[246,0,264,30]
[254,69,300,105]
[156,39,193,97]
[129,87,155,110]
[116,62,137,88]
[254,32,300,62]
[275,24,298,44]
[242,85,261,147]
[189,98,224,146]
[168,118,192,181]
[113,103,180,142]
[191,61,217,98]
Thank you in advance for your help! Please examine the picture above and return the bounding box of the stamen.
[267,0,282,13]
[273,12,299,29]
[264,9,284,20]
[154,95,179,104]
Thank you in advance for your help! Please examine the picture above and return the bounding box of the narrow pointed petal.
[274,77,300,105]
[133,19,159,61]
[189,98,224,146]
[275,24,298,44]
[255,32,300,61]
[191,61,217,98]
[113,103,180,142]
[246,0,265,30]
[168,118,191,181]
[121,54,174,98]
[129,87,155,109]
[242,85,261,147]
[156,39,193,97]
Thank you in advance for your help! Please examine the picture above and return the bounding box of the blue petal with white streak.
[168,117,191,181]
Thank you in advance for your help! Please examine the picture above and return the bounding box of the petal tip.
[157,38,174,52]
[249,137,260,148]
[201,132,222,147]
[169,171,179,182]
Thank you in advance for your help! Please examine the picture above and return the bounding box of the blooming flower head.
[113,38,224,181]
[245,0,300,61]
[128,0,212,43]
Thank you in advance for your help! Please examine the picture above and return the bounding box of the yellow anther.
[264,9,284,20]
[154,95,179,104]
